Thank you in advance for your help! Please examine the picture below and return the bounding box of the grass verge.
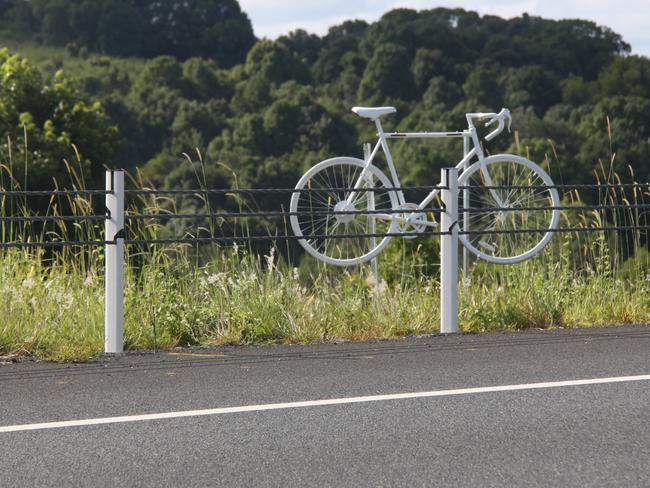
[0,241,647,362]
[0,150,648,361]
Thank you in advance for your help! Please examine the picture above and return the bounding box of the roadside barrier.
[1,170,648,353]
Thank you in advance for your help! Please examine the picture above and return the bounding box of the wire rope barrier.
[123,185,448,196]
[1,189,647,242]
[124,207,445,221]
[0,240,111,249]
[0,190,111,197]
[0,215,108,223]
[1,169,647,353]
[458,183,650,191]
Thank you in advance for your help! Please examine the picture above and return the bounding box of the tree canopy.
[0,48,117,189]
[3,0,256,66]
[0,3,648,199]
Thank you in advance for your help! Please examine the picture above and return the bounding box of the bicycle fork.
[467,126,507,208]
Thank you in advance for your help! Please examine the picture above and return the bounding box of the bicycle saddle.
[351,106,397,119]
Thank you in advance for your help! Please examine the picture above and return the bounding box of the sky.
[238,0,650,57]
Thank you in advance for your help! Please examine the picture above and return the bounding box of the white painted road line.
[1,374,649,434]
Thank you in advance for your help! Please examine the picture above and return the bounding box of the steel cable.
[124,185,447,196]
[0,240,112,249]
[0,215,108,223]
[0,190,111,197]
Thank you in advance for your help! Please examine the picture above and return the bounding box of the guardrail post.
[440,167,459,334]
[365,142,380,285]
[105,170,124,353]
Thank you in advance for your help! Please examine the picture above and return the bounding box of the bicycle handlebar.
[485,108,512,141]
[466,108,512,141]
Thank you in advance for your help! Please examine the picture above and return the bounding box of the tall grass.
[0,146,648,361]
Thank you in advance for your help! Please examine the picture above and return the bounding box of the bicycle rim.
[458,155,560,264]
[290,157,398,266]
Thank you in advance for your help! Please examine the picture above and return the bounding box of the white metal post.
[462,134,470,285]
[105,170,124,354]
[440,168,459,334]
[365,143,379,283]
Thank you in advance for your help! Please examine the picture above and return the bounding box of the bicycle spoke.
[290,158,397,264]
[459,156,559,263]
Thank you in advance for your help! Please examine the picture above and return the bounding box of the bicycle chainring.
[395,203,428,239]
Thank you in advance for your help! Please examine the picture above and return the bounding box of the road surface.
[1,325,649,487]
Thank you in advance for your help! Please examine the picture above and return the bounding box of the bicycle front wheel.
[290,157,399,266]
[458,154,560,264]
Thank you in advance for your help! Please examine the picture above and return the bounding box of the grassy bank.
[0,159,648,361]
[1,239,647,362]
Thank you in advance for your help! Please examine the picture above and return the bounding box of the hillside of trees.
[0,0,255,64]
[1,1,649,202]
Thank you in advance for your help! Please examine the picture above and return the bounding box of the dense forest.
[0,0,649,203]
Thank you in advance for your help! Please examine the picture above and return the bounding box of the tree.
[482,35,523,67]
[169,99,229,155]
[277,29,323,66]
[5,3,648,199]
[422,77,461,109]
[182,58,232,101]
[462,65,504,110]
[140,0,256,66]
[4,1,37,34]
[0,49,118,189]
[577,96,650,182]
[411,49,448,93]
[95,1,144,56]
[501,65,560,115]
[597,56,650,99]
[245,40,310,85]
[125,56,187,161]
[359,8,421,58]
[313,20,367,83]
[38,0,73,45]
[0,0,13,15]
[561,76,596,106]
[132,56,185,93]
[358,43,415,104]
[230,40,310,112]
[9,0,256,66]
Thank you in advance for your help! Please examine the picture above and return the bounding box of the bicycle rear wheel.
[458,154,560,264]
[290,157,399,266]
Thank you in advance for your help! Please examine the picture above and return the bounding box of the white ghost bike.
[290,106,560,266]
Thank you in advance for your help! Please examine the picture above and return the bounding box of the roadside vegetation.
[0,156,647,362]
[0,2,648,360]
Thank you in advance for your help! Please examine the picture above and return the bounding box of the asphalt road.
[1,325,649,487]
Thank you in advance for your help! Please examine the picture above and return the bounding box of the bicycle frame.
[346,115,505,223]
[291,106,559,266]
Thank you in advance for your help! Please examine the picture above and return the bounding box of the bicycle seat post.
[372,116,406,206]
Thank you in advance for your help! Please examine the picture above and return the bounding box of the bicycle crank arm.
[374,214,439,227]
